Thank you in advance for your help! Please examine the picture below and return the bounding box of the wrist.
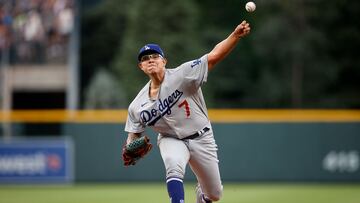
[127,133,141,144]
[231,31,242,39]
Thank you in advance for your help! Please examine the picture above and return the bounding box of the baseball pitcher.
[123,20,251,203]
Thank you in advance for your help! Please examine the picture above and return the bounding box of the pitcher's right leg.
[158,136,190,203]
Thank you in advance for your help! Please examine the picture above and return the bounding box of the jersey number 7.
[178,99,190,118]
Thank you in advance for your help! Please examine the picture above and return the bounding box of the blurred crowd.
[0,0,74,64]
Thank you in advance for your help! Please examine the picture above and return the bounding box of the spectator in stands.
[0,0,74,64]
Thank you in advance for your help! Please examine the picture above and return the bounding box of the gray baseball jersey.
[125,54,211,139]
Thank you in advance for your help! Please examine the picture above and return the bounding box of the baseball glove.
[122,135,152,166]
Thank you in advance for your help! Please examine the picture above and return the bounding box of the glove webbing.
[126,136,148,152]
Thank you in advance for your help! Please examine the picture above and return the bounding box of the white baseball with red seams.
[246,1,256,12]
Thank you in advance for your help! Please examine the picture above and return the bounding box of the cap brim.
[138,50,162,61]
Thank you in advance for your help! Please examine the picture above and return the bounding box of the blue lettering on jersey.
[140,89,183,126]
[190,59,201,68]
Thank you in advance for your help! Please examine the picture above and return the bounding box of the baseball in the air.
[245,1,256,12]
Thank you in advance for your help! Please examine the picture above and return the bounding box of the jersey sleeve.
[178,54,209,91]
[124,105,145,133]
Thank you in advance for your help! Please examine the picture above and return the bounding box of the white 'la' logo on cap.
[144,46,150,50]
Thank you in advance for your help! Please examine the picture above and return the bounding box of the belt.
[182,127,210,140]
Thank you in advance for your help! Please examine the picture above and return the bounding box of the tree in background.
[193,0,257,108]
[249,0,360,108]
[81,0,130,106]
[84,68,127,108]
[81,0,360,108]
[197,0,360,108]
[317,0,360,108]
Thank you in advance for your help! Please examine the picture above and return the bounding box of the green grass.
[0,183,360,203]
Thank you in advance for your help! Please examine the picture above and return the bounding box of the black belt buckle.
[183,127,210,140]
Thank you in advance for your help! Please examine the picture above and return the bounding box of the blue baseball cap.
[138,44,165,61]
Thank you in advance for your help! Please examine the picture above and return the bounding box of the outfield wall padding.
[60,122,360,182]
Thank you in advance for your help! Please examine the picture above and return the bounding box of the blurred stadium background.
[0,0,359,202]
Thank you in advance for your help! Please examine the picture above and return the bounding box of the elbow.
[207,52,222,70]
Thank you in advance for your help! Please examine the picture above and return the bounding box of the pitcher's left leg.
[189,132,223,202]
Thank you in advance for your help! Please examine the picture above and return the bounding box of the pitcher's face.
[138,53,167,75]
